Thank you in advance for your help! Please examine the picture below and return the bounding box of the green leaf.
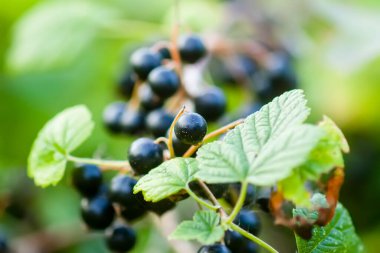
[296,203,364,253]
[278,171,311,207]
[28,105,94,187]
[134,158,199,202]
[169,210,224,245]
[7,1,120,72]
[197,89,323,185]
[299,116,348,180]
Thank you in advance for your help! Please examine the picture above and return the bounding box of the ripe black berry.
[157,45,171,60]
[117,71,136,99]
[148,66,180,99]
[72,165,103,197]
[103,102,125,134]
[198,244,231,253]
[168,130,191,157]
[138,84,164,112]
[145,198,176,215]
[128,138,163,174]
[174,112,207,145]
[81,195,115,230]
[256,187,271,213]
[146,109,174,138]
[130,48,161,80]
[120,205,147,222]
[234,210,261,236]
[189,182,228,199]
[105,224,136,252]
[120,106,145,134]
[225,230,258,253]
[178,34,207,63]
[194,88,226,122]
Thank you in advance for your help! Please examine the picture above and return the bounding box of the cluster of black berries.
[198,210,261,253]
[72,112,211,252]
[103,34,227,138]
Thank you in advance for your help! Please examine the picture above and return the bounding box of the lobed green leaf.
[169,210,224,245]
[134,158,199,202]
[28,105,94,187]
[296,203,364,253]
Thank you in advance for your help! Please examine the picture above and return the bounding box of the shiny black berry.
[117,71,136,99]
[120,205,147,222]
[168,130,191,157]
[128,138,163,174]
[174,112,207,145]
[256,187,271,213]
[198,244,231,253]
[157,45,171,60]
[234,210,261,236]
[146,109,174,138]
[148,66,180,99]
[120,107,145,135]
[103,102,125,134]
[194,88,226,122]
[130,48,161,80]
[179,34,207,63]
[72,165,102,197]
[138,84,164,112]
[105,224,136,252]
[81,195,115,230]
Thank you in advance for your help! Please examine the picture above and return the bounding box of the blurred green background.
[1,0,380,252]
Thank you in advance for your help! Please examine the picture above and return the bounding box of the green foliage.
[134,158,199,202]
[296,203,364,253]
[7,0,120,72]
[169,210,224,245]
[196,90,323,185]
[28,105,93,187]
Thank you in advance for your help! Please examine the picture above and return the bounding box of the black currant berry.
[168,130,191,157]
[138,85,164,112]
[234,210,261,236]
[109,175,142,207]
[81,195,115,230]
[120,107,145,135]
[128,138,163,174]
[130,48,161,80]
[72,164,103,197]
[157,45,171,60]
[105,224,136,252]
[145,198,176,215]
[256,187,271,213]
[146,109,174,138]
[148,66,180,99]
[178,34,207,63]
[198,244,231,253]
[103,102,125,134]
[194,88,226,122]
[174,112,207,145]
[120,204,147,222]
[224,230,258,253]
[117,71,136,99]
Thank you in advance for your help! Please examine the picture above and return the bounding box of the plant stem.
[67,155,131,173]
[167,106,186,158]
[186,187,219,211]
[196,179,227,217]
[154,137,168,145]
[226,181,248,223]
[229,222,279,253]
[183,119,244,158]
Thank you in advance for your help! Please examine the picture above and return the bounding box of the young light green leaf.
[169,210,224,245]
[28,105,94,187]
[296,203,364,253]
[278,170,311,207]
[134,158,198,202]
[197,90,314,184]
[298,116,347,181]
